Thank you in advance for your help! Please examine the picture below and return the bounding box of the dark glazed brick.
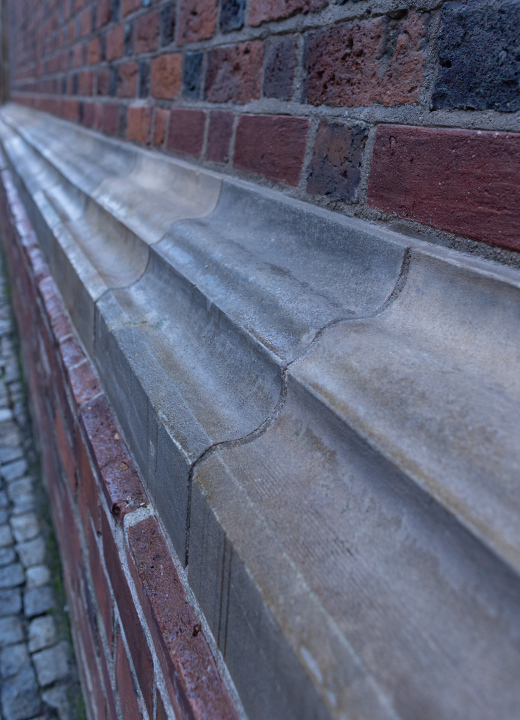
[307,120,368,202]
[124,22,133,56]
[206,41,263,104]
[220,0,245,33]
[138,60,150,98]
[250,0,325,26]
[182,51,203,99]
[234,114,309,185]
[168,108,206,157]
[160,3,176,46]
[432,0,520,112]
[206,111,234,163]
[178,0,217,44]
[127,517,240,720]
[306,13,428,107]
[367,125,520,251]
[110,0,120,22]
[264,35,297,100]
[109,66,118,96]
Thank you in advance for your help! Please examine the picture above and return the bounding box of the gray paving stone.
[42,684,72,720]
[0,588,21,616]
[33,642,69,687]
[0,491,8,508]
[24,586,55,618]
[6,478,32,500]
[28,616,56,653]
[1,642,30,678]
[0,563,24,589]
[11,514,40,544]
[0,524,12,547]
[0,408,13,424]
[0,615,23,645]
[1,664,41,720]
[16,537,45,568]
[12,494,36,516]
[25,565,51,589]
[0,547,16,567]
[1,459,27,483]
[0,447,23,465]
[0,509,8,525]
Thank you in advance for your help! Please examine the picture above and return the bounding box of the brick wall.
[0,156,239,720]
[6,0,520,254]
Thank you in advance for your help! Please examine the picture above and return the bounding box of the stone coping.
[1,102,520,720]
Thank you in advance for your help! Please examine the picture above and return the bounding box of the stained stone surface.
[0,252,82,720]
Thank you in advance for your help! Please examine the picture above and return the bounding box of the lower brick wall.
[0,160,239,720]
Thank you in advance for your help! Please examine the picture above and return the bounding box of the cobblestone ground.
[0,256,83,720]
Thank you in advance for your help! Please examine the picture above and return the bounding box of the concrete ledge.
[1,103,520,720]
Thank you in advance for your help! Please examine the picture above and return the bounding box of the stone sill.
[1,102,520,720]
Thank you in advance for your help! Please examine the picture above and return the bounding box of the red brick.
[117,61,138,97]
[115,635,143,718]
[234,114,309,186]
[68,360,101,406]
[78,70,93,95]
[88,36,102,64]
[156,690,169,720]
[153,107,169,146]
[134,10,160,54]
[206,111,234,164]
[80,393,147,519]
[250,0,325,26]
[99,640,119,720]
[128,105,152,143]
[55,407,76,493]
[105,25,125,62]
[62,99,80,121]
[127,517,240,720]
[97,0,111,28]
[167,108,206,157]
[82,101,99,128]
[38,276,73,342]
[100,103,120,134]
[305,13,427,107]
[88,520,114,649]
[367,125,520,251]
[122,0,141,17]
[79,8,91,37]
[150,53,182,99]
[206,41,263,104]
[101,511,153,716]
[178,0,217,44]
[97,67,110,95]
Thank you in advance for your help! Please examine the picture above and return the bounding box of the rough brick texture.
[168,108,206,156]
[250,0,326,26]
[178,0,218,44]
[0,166,240,720]
[264,35,297,101]
[367,125,520,251]
[207,110,234,163]
[432,0,520,113]
[307,120,368,202]
[206,41,264,104]
[234,114,309,185]
[306,13,428,107]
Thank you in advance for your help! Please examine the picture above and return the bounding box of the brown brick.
[97,67,110,95]
[307,119,368,202]
[178,0,217,44]
[97,0,111,28]
[167,108,206,157]
[153,107,169,146]
[88,36,102,64]
[128,104,152,143]
[79,8,91,37]
[127,517,240,720]
[206,41,263,104]
[122,0,141,17]
[115,635,143,718]
[55,407,76,493]
[134,10,160,54]
[117,61,138,97]
[105,25,125,62]
[150,53,182,98]
[156,691,168,720]
[367,125,520,251]
[82,101,99,128]
[305,13,427,107]
[206,111,234,164]
[88,520,114,649]
[234,114,309,186]
[68,361,101,407]
[250,0,325,26]
[102,511,153,716]
[78,70,93,95]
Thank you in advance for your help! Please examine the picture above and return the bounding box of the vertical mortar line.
[421,6,443,111]
[296,112,319,198]
[355,122,380,208]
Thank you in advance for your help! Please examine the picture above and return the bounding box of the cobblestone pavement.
[0,257,83,720]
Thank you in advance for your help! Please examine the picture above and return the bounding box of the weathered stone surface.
[24,585,55,617]
[432,0,520,112]
[11,513,40,543]
[1,643,30,678]
[367,125,520,250]
[306,13,428,107]
[17,536,46,567]
[0,563,24,588]
[0,615,23,645]
[33,642,69,686]
[307,120,368,202]
[25,565,51,589]
[206,41,264,104]
[28,615,57,653]
[1,665,40,720]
